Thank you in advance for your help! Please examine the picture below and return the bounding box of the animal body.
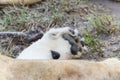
[0,55,120,80]
[16,27,87,60]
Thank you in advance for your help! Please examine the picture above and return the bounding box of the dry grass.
[0,0,120,58]
[89,15,120,35]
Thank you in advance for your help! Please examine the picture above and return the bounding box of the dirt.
[0,0,120,60]
[89,0,120,18]
[87,0,120,60]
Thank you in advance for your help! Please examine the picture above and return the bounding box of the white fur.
[16,27,74,59]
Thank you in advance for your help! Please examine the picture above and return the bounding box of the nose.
[51,50,60,59]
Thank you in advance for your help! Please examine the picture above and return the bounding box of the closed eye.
[51,33,56,36]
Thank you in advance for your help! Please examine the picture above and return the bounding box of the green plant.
[83,29,103,54]
[117,53,120,58]
[89,15,119,35]
[1,5,33,31]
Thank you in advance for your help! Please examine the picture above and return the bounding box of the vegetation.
[89,15,120,36]
[0,0,120,59]
[0,39,13,57]
[83,29,103,55]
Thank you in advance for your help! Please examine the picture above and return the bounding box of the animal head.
[42,27,79,59]
[42,27,88,59]
[17,27,88,60]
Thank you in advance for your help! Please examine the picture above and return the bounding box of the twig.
[0,32,28,39]
[0,31,43,44]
